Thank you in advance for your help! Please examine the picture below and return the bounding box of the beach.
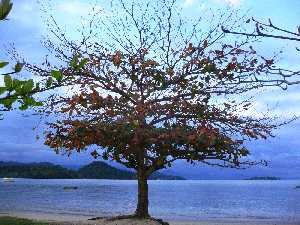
[1,212,298,225]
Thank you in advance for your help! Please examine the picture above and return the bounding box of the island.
[246,176,281,180]
[0,161,185,180]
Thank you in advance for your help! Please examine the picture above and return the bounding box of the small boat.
[3,178,15,182]
[63,186,78,190]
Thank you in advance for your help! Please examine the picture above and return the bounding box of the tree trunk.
[135,166,150,218]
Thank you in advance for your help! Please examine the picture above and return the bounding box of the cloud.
[213,0,242,6]
[11,0,40,26]
[224,0,241,6]
[183,0,198,7]
[184,0,242,7]
[57,1,103,16]
[212,0,242,7]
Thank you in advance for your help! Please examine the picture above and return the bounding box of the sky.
[0,0,299,179]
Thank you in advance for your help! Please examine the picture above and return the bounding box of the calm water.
[0,179,300,223]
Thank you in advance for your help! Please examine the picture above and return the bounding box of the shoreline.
[1,212,299,225]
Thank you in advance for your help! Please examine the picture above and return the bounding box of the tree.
[19,0,298,222]
[222,18,300,83]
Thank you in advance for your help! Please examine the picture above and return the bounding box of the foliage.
[0,1,32,115]
[0,217,49,225]
[0,75,43,110]
[0,0,62,117]
[40,6,279,170]
[0,64,63,115]
[19,0,299,219]
[0,0,12,20]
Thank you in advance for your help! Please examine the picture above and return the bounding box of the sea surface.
[0,179,300,223]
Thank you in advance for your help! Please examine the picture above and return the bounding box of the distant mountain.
[0,161,27,166]
[78,161,136,179]
[150,171,185,180]
[246,176,281,180]
[0,161,185,180]
[0,162,77,179]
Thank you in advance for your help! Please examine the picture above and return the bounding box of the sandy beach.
[1,212,299,225]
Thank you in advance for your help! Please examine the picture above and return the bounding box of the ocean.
[0,179,299,223]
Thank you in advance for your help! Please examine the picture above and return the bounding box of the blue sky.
[0,0,299,179]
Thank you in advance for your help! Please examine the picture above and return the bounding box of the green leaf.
[191,87,197,98]
[0,97,16,109]
[13,79,22,88]
[23,96,43,107]
[23,96,33,105]
[78,58,89,69]
[204,63,216,73]
[196,136,207,145]
[70,54,79,69]
[0,0,13,20]
[0,61,9,68]
[0,86,6,95]
[51,70,63,82]
[22,79,34,92]
[102,152,109,160]
[154,74,164,83]
[35,82,40,91]
[19,104,28,111]
[4,74,12,87]
[13,79,25,93]
[34,101,43,106]
[46,77,53,88]
[14,62,24,72]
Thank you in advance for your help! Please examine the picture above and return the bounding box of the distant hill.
[150,171,185,180]
[246,176,281,180]
[0,161,185,180]
[78,161,136,179]
[0,161,77,179]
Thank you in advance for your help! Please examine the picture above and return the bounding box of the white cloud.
[57,1,103,16]
[11,0,41,27]
[224,0,241,6]
[183,0,198,7]
[183,0,241,8]
[212,0,242,7]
